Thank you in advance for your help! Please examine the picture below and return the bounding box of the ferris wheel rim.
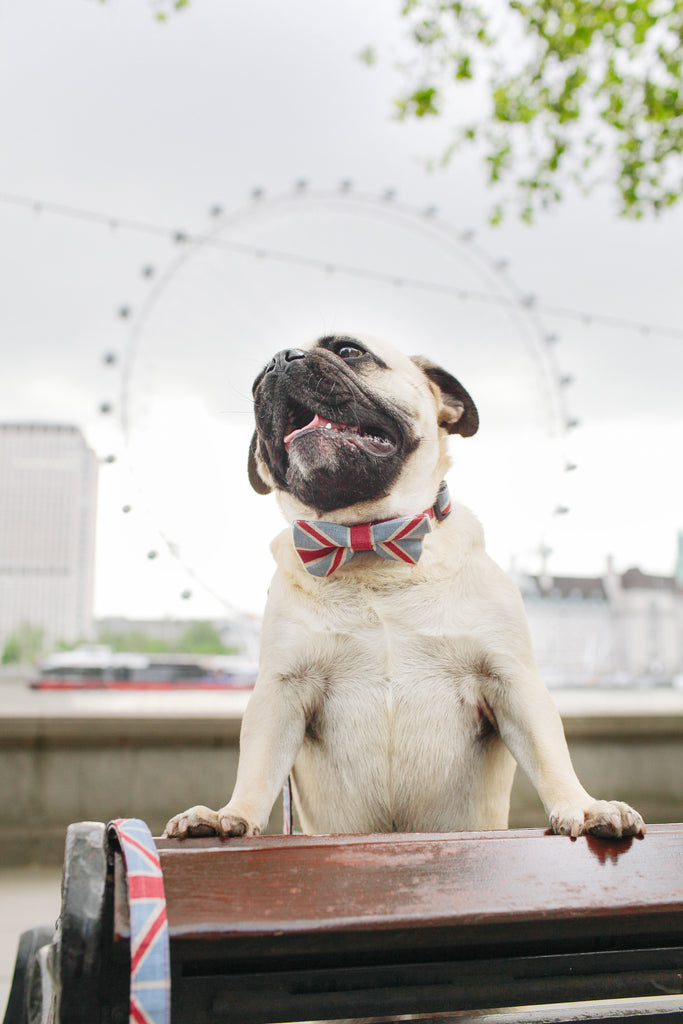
[114,183,578,606]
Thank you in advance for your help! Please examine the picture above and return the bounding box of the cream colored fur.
[164,336,644,841]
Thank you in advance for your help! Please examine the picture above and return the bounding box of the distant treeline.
[2,620,236,663]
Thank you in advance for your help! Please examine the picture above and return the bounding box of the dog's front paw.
[583,799,645,838]
[162,804,261,839]
[550,799,645,839]
[163,805,222,839]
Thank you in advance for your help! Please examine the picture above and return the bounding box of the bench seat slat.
[114,825,683,957]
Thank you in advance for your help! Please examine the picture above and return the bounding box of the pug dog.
[164,335,644,841]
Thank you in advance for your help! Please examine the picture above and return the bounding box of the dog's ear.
[411,356,479,437]
[248,432,273,495]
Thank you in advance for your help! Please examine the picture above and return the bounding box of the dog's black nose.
[264,349,306,374]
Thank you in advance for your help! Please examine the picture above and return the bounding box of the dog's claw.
[220,816,246,836]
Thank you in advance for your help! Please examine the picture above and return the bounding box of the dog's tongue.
[284,413,355,449]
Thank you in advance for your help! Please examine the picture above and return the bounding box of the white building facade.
[521,562,683,687]
[0,423,99,652]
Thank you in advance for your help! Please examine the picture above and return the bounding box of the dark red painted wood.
[114,824,683,951]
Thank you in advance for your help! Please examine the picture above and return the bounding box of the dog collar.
[292,481,452,578]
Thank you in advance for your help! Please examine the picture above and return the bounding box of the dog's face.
[248,334,478,520]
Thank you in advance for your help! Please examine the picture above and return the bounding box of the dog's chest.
[290,582,504,833]
[299,581,491,733]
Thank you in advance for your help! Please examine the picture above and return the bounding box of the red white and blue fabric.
[292,480,452,578]
[432,479,452,521]
[108,818,171,1024]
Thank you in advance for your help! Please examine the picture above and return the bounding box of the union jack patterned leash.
[292,480,452,578]
[283,775,294,834]
[108,818,171,1024]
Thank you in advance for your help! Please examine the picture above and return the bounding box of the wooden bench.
[5,822,683,1023]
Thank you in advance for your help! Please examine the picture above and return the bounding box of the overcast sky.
[1,0,682,619]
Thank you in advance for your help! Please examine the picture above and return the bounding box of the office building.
[0,423,98,654]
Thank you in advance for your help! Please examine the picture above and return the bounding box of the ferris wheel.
[104,183,579,612]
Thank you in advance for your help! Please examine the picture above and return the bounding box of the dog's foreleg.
[163,678,306,839]
[493,666,645,838]
[221,680,306,833]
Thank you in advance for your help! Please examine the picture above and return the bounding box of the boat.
[31,645,257,690]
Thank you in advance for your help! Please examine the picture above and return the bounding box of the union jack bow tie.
[292,481,452,577]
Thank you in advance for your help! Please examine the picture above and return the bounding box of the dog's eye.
[336,344,364,361]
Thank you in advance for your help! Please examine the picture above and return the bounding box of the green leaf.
[406,86,441,117]
[375,0,683,220]
[358,46,377,66]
